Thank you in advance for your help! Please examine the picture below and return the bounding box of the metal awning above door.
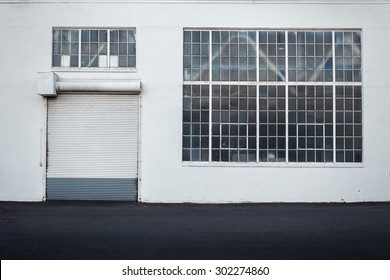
[37,72,141,97]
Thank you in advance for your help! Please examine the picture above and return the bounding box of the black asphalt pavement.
[1,202,390,260]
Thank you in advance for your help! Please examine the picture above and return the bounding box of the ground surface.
[1,202,390,260]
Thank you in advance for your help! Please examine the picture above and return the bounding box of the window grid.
[332,31,337,163]
[182,85,210,162]
[335,31,362,82]
[259,31,286,82]
[52,28,136,68]
[288,31,333,82]
[210,85,257,162]
[211,31,257,82]
[335,85,363,162]
[256,31,260,163]
[284,31,289,162]
[183,29,362,164]
[183,31,210,81]
[287,85,334,163]
[220,123,249,150]
[259,85,286,162]
[80,30,107,68]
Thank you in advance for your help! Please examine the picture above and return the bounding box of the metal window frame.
[51,27,136,70]
[183,28,363,166]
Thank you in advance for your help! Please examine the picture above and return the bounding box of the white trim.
[332,31,337,163]
[285,30,289,163]
[182,162,364,168]
[78,30,81,67]
[107,29,111,68]
[183,81,362,86]
[208,30,213,162]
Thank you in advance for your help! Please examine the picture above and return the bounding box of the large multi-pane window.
[183,29,362,163]
[52,28,136,68]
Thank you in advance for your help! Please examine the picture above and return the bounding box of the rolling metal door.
[47,94,139,201]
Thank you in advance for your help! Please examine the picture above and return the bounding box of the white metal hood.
[38,72,141,96]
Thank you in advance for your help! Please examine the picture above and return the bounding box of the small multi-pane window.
[183,29,363,164]
[52,28,136,68]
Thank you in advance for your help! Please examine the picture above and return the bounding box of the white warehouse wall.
[0,0,389,202]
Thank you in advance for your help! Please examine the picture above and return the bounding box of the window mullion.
[256,31,260,163]
[332,31,336,163]
[208,30,212,162]
[182,29,361,164]
[285,31,289,163]
[107,29,111,68]
[78,29,81,68]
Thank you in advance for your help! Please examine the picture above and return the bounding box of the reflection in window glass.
[183,31,210,81]
[211,31,256,82]
[259,86,286,162]
[259,31,286,82]
[335,31,361,82]
[288,31,333,82]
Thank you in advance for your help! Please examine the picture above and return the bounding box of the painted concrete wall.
[0,1,389,202]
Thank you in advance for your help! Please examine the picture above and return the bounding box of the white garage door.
[46,94,139,201]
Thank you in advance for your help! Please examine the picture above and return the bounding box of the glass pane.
[119,30,128,42]
[52,55,60,67]
[53,43,61,54]
[53,30,61,41]
[71,30,79,42]
[99,30,107,42]
[81,30,89,42]
[62,30,70,41]
[70,55,78,67]
[110,30,118,42]
[119,43,127,55]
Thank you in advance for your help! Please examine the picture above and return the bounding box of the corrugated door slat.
[47,94,139,201]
